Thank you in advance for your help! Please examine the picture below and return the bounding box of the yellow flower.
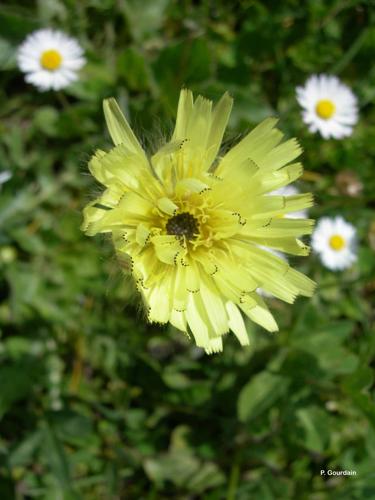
[82,90,315,353]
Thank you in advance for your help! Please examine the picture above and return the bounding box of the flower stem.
[226,451,241,500]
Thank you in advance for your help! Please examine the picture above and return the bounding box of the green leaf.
[121,0,170,42]
[342,366,375,429]
[33,107,59,137]
[0,9,38,39]
[8,430,42,467]
[117,47,154,92]
[0,37,16,70]
[143,451,225,493]
[0,359,42,419]
[238,371,289,422]
[290,320,359,375]
[50,411,94,446]
[163,369,191,389]
[153,38,212,105]
[296,406,330,453]
[41,421,80,499]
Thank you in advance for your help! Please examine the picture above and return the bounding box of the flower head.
[82,90,315,353]
[17,29,85,91]
[296,75,358,139]
[312,216,357,270]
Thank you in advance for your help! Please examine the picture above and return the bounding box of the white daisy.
[296,74,358,139]
[271,185,308,219]
[312,216,357,271]
[17,29,85,91]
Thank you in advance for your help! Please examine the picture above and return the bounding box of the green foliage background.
[1,0,375,498]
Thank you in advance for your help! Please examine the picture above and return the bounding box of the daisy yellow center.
[329,234,345,251]
[40,49,62,71]
[315,99,335,120]
[166,212,199,240]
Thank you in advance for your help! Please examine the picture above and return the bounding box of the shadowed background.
[0,0,375,498]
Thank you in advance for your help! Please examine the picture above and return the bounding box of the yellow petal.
[205,337,223,355]
[250,193,313,219]
[175,178,210,196]
[172,89,233,170]
[262,138,302,171]
[180,95,212,155]
[239,294,278,332]
[136,223,150,247]
[172,89,194,142]
[144,275,173,324]
[151,140,184,182]
[88,149,108,185]
[135,247,167,286]
[82,205,125,235]
[103,98,146,159]
[173,265,189,311]
[170,309,187,332]
[242,218,314,238]
[211,253,258,296]
[152,235,183,265]
[157,197,179,215]
[89,145,160,202]
[185,259,200,292]
[205,92,233,168]
[257,163,303,194]
[200,277,229,337]
[186,292,210,348]
[226,301,249,346]
[218,117,280,171]
[241,237,311,256]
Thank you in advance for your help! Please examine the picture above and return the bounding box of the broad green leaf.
[238,371,289,422]
[296,406,330,453]
[0,360,42,419]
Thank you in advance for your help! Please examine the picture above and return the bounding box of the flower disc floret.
[315,99,335,120]
[40,49,62,71]
[329,234,345,251]
[166,212,199,240]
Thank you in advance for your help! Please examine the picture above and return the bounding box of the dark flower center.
[166,212,199,240]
